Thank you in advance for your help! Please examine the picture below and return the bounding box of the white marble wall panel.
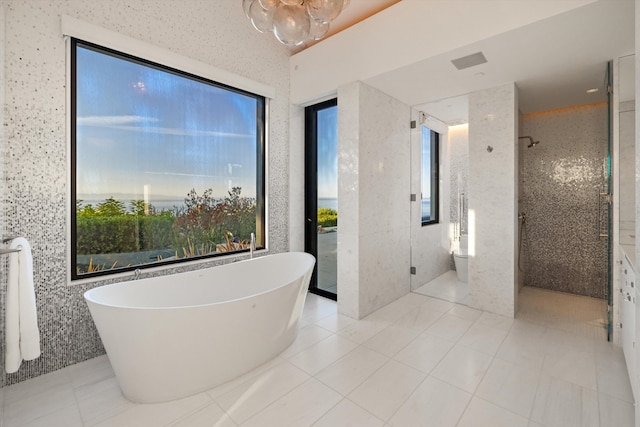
[337,83,361,319]
[468,83,518,318]
[620,103,636,229]
[338,82,411,319]
[2,0,290,383]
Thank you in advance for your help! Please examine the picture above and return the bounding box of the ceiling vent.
[451,52,488,70]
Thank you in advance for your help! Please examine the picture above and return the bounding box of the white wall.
[289,0,595,105]
[337,81,411,319]
[468,83,519,317]
[635,0,640,421]
[2,0,290,382]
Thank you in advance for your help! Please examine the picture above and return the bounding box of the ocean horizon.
[318,197,338,211]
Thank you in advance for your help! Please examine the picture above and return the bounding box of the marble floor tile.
[288,334,359,375]
[456,397,529,427]
[448,304,483,322]
[92,392,212,427]
[413,271,468,305]
[3,381,78,426]
[348,359,426,421]
[476,357,541,418]
[458,322,509,356]
[387,376,471,427]
[170,402,237,427]
[315,346,389,396]
[530,375,600,427]
[240,378,341,427]
[392,305,445,331]
[476,311,515,331]
[75,376,135,425]
[541,349,597,390]
[393,332,456,374]
[594,342,634,403]
[362,323,423,357]
[213,361,309,424]
[280,324,334,359]
[0,284,634,427]
[419,296,456,313]
[425,313,474,342]
[430,344,493,393]
[311,399,385,427]
[597,392,635,427]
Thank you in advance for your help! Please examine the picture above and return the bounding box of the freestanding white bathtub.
[84,252,315,403]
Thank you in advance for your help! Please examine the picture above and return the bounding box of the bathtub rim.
[83,251,316,311]
[69,246,268,287]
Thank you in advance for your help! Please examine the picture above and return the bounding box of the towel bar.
[1,235,23,253]
[0,248,20,254]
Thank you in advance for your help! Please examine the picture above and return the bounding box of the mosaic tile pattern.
[521,104,608,299]
[0,2,6,387]
[2,0,291,384]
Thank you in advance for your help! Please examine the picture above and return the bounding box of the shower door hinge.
[410,194,417,202]
[410,266,416,275]
[617,322,623,329]
[607,84,613,94]
[410,120,417,129]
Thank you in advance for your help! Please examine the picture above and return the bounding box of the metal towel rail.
[0,235,22,255]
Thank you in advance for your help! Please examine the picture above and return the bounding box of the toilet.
[454,235,468,282]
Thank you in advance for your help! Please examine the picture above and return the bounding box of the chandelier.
[243,0,349,47]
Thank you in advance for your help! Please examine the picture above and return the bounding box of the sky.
[75,43,260,204]
[317,106,338,199]
[421,126,432,200]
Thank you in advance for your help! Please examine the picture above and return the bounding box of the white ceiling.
[298,0,635,125]
[364,0,635,124]
[299,0,401,51]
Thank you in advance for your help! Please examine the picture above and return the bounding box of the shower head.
[519,136,540,148]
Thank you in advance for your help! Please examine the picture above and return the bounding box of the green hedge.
[317,208,338,227]
[76,215,176,255]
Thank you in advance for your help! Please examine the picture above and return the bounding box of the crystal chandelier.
[243,0,350,47]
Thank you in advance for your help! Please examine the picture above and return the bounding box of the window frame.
[421,126,440,226]
[304,98,338,301]
[69,37,266,281]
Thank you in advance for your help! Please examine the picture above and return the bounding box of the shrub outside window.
[71,39,265,280]
[421,126,439,225]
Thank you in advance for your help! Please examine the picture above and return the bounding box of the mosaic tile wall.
[1,0,291,384]
[521,103,608,299]
[0,0,6,388]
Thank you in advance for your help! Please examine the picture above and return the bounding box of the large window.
[71,39,265,280]
[421,126,439,225]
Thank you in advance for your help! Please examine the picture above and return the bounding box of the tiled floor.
[316,229,337,295]
[413,270,469,305]
[1,288,634,426]
[518,286,608,340]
